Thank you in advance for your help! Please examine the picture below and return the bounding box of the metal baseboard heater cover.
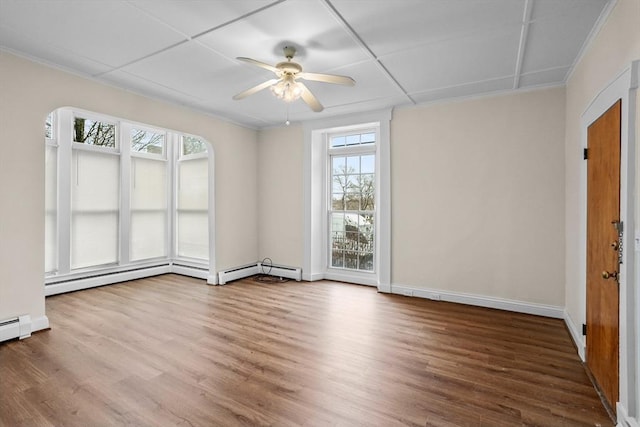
[218,263,302,285]
[0,315,31,343]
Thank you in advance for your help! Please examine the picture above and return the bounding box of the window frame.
[44,107,215,287]
[303,109,391,290]
[327,129,378,274]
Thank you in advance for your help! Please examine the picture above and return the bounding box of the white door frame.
[579,60,638,423]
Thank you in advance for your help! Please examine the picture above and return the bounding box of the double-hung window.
[328,131,376,272]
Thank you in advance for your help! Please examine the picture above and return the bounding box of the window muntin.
[329,131,376,272]
[330,132,375,148]
[73,115,116,148]
[45,107,212,280]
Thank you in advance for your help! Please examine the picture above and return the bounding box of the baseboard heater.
[0,315,31,343]
[218,262,302,285]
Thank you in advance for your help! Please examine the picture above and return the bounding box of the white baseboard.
[617,403,639,427]
[323,271,377,287]
[302,272,325,281]
[390,284,565,319]
[45,265,171,296]
[31,315,49,333]
[218,264,260,285]
[170,264,208,280]
[564,310,586,361]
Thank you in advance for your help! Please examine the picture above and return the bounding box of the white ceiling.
[0,0,610,129]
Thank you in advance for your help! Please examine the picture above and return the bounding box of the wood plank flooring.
[0,274,612,426]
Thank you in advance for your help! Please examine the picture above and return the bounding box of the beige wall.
[392,87,566,306]
[564,0,640,327]
[257,125,305,267]
[0,52,258,323]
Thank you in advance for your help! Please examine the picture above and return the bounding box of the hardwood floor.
[0,274,611,426]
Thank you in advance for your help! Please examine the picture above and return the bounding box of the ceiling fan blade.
[233,78,280,100]
[298,72,355,86]
[236,57,279,74]
[298,82,324,112]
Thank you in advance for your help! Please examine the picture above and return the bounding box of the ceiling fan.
[232,46,355,112]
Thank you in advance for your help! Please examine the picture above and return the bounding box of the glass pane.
[332,231,345,251]
[360,174,375,210]
[331,213,345,232]
[331,193,344,210]
[345,231,358,251]
[344,251,358,269]
[332,156,346,174]
[177,211,209,260]
[345,192,359,210]
[74,116,116,147]
[331,250,344,267]
[361,154,375,173]
[359,252,374,271]
[182,135,207,155]
[131,211,167,261]
[131,128,165,154]
[45,112,54,139]
[346,156,359,174]
[361,133,375,144]
[359,233,374,253]
[330,136,345,148]
[345,135,360,146]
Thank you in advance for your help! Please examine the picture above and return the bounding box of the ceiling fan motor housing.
[276,61,302,75]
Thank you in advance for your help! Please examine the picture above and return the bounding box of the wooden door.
[586,100,621,413]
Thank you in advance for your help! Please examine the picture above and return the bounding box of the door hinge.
[582,324,587,336]
[583,148,588,160]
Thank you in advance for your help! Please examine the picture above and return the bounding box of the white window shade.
[44,145,57,273]
[71,150,119,269]
[130,157,167,261]
[177,157,208,260]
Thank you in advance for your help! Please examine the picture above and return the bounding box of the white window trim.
[303,109,391,291]
[45,107,217,286]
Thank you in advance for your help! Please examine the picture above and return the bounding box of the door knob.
[611,241,619,250]
[602,271,618,280]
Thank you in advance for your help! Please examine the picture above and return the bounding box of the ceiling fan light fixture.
[270,75,303,102]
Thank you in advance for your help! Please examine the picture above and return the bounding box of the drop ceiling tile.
[518,67,569,88]
[331,0,525,57]
[530,0,608,21]
[128,0,277,38]
[0,25,112,76]
[0,0,185,68]
[299,60,406,108]
[196,0,369,74]
[99,70,202,107]
[382,26,521,94]
[522,7,604,73]
[411,77,514,104]
[119,41,262,102]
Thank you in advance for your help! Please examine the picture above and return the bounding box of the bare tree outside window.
[132,129,164,154]
[74,117,116,147]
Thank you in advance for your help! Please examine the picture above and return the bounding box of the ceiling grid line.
[0,0,612,128]
[513,0,533,90]
[321,0,416,104]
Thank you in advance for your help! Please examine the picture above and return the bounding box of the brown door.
[586,99,621,413]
